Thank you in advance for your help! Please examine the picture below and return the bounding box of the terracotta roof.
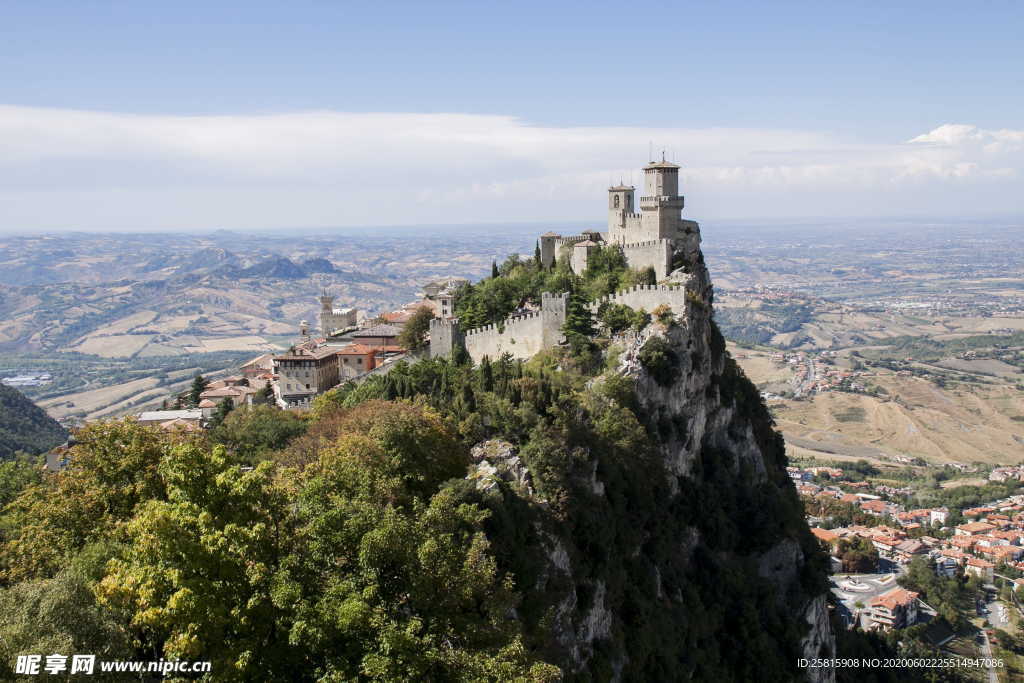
[575,239,598,247]
[958,522,996,534]
[198,399,217,408]
[967,557,995,568]
[540,231,561,237]
[811,528,838,543]
[870,587,918,611]
[338,343,376,355]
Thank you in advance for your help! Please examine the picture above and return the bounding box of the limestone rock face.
[474,240,835,680]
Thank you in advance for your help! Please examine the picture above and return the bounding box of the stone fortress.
[431,156,704,363]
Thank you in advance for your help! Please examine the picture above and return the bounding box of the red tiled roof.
[870,587,918,611]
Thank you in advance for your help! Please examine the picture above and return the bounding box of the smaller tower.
[539,231,561,269]
[607,183,636,241]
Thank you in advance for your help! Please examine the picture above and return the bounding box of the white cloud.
[0,105,1020,232]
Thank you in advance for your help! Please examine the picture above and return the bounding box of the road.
[978,630,999,683]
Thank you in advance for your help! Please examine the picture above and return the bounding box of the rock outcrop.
[472,237,835,680]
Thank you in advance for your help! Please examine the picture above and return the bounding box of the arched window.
[613,195,620,208]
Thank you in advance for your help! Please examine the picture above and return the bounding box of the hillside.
[0,234,840,681]
[0,385,67,459]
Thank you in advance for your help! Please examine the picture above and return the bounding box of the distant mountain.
[236,256,309,279]
[141,247,241,274]
[0,385,67,460]
[299,257,339,274]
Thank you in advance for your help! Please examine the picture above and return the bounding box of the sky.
[1,0,1022,233]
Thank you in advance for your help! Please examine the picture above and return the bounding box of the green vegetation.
[713,298,816,347]
[638,336,679,386]
[454,248,657,331]
[188,373,209,407]
[0,384,67,460]
[396,305,436,350]
[870,332,1024,362]
[0,314,828,680]
[899,556,977,631]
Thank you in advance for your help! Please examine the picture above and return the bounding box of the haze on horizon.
[1,1,1022,234]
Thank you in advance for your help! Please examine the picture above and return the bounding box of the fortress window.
[613,195,620,208]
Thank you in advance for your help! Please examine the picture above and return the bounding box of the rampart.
[430,292,568,363]
[620,238,673,279]
[589,283,689,317]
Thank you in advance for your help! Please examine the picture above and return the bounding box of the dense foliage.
[0,384,67,460]
[0,269,829,680]
[453,248,655,330]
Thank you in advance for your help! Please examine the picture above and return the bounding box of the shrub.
[638,336,679,387]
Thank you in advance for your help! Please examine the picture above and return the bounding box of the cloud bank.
[0,106,1020,232]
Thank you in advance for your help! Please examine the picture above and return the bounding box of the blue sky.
[1,1,1022,231]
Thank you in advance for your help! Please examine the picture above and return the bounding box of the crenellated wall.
[620,238,673,279]
[589,283,689,317]
[430,292,568,363]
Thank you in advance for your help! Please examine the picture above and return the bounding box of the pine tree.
[207,398,235,428]
[562,290,597,355]
[479,356,494,393]
[188,374,209,407]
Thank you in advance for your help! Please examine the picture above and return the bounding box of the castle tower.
[639,154,684,241]
[319,293,335,335]
[539,231,561,269]
[607,183,635,242]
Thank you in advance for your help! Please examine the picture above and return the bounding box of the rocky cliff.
[467,238,836,680]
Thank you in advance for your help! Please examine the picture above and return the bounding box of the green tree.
[209,404,306,462]
[189,374,210,407]
[207,398,235,428]
[0,419,176,582]
[0,455,41,509]
[96,444,301,681]
[0,542,133,681]
[562,290,597,355]
[397,305,436,350]
[491,260,500,279]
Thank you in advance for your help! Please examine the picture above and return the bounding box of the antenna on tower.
[648,141,653,162]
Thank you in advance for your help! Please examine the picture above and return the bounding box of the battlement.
[621,238,671,249]
[554,235,590,248]
[589,283,690,319]
[432,292,568,363]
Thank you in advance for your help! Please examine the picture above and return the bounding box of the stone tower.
[607,183,636,241]
[318,293,334,335]
[539,231,561,269]
[639,155,684,241]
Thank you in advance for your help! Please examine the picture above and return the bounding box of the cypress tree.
[491,260,499,279]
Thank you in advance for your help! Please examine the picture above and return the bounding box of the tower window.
[613,195,620,208]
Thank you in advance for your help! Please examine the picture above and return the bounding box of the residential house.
[966,557,995,582]
[868,587,919,631]
[337,343,378,379]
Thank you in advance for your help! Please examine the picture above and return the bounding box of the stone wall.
[430,292,568,363]
[429,317,462,360]
[621,238,673,279]
[589,283,689,316]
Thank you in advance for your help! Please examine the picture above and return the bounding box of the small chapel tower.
[607,183,636,241]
